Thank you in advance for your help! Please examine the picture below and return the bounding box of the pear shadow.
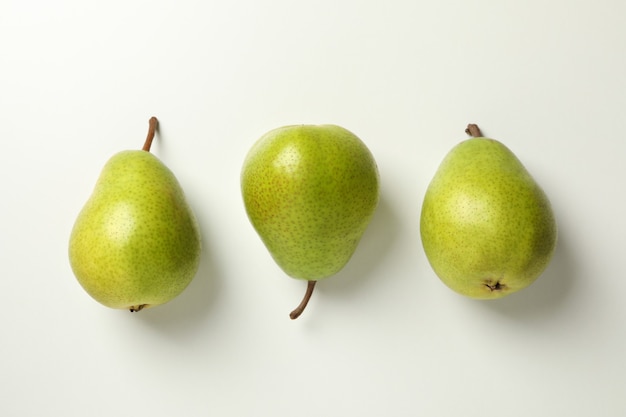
[316,192,402,297]
[131,216,223,337]
[475,228,580,321]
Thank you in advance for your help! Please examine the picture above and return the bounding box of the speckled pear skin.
[241,125,380,281]
[420,136,557,299]
[69,150,201,310]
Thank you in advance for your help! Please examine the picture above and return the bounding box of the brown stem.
[289,280,317,320]
[142,117,159,152]
[465,123,483,138]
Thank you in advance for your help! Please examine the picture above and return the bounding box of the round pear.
[420,124,557,299]
[241,124,380,319]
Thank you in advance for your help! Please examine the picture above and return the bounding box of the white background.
[2,1,625,416]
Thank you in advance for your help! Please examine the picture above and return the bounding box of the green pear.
[420,124,557,299]
[241,125,380,319]
[69,117,201,311]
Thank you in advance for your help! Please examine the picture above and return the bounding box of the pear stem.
[465,123,483,138]
[289,280,317,320]
[142,117,159,152]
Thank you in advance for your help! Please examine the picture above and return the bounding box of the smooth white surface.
[2,1,625,415]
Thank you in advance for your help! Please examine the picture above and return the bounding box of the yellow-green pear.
[69,117,201,312]
[420,124,557,299]
[241,125,380,319]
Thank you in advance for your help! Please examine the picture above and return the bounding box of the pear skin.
[69,118,201,311]
[420,124,557,299]
[241,125,380,318]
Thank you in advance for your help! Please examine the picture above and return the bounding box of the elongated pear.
[420,124,557,299]
[241,125,380,319]
[69,118,201,311]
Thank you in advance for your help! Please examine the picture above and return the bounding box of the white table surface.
[2,1,625,416]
